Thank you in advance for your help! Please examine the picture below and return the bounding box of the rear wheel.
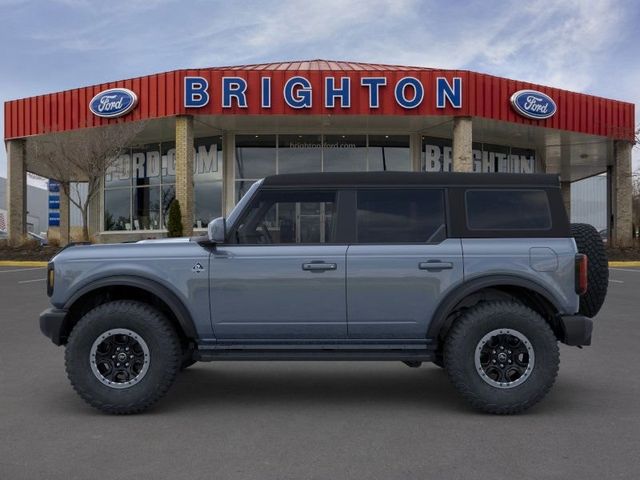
[444,301,559,414]
[65,300,181,414]
[571,223,608,317]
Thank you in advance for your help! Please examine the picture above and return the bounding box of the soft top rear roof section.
[261,172,561,188]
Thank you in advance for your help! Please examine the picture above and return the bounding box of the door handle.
[302,262,337,272]
[419,261,453,271]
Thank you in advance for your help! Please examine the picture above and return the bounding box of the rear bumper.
[39,308,69,346]
[559,315,593,346]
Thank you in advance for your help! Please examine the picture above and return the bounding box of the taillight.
[575,254,588,295]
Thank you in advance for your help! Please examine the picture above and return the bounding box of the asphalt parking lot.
[1,265,639,479]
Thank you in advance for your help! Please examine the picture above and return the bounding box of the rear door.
[346,188,463,339]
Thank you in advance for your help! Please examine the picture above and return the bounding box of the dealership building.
[3,60,635,245]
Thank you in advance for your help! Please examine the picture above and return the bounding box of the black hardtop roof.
[262,172,560,188]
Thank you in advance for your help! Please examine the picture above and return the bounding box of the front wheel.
[65,300,181,414]
[443,301,559,414]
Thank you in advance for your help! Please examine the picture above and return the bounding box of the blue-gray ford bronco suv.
[40,172,608,414]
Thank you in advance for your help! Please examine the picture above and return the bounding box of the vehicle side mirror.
[208,217,226,243]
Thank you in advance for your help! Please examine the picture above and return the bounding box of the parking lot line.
[609,279,624,284]
[0,267,47,274]
[17,278,46,284]
[609,267,640,273]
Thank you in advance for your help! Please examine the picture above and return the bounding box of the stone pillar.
[452,116,473,172]
[59,182,70,246]
[222,133,235,216]
[611,141,633,247]
[6,139,27,245]
[561,181,571,221]
[175,116,194,236]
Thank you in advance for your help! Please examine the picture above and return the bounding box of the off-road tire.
[65,300,181,414]
[444,301,559,414]
[571,223,608,318]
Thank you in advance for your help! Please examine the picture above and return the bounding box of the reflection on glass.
[133,186,161,230]
[194,181,222,228]
[235,135,276,179]
[368,135,410,171]
[104,188,131,231]
[194,136,223,183]
[278,134,322,174]
[162,185,176,228]
[323,135,367,172]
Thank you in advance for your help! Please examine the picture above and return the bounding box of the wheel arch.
[427,275,563,342]
[61,275,197,344]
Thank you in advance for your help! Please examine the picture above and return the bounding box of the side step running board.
[195,349,435,362]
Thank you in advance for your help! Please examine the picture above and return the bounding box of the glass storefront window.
[323,135,367,172]
[278,134,322,174]
[195,181,222,228]
[423,136,537,173]
[161,185,176,228]
[235,135,276,179]
[368,135,410,171]
[104,135,224,232]
[104,188,132,231]
[133,186,161,230]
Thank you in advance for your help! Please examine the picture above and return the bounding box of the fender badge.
[192,263,204,273]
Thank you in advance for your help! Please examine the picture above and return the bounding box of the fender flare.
[426,274,563,340]
[63,275,197,339]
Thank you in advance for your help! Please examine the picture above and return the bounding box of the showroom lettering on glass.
[106,144,219,182]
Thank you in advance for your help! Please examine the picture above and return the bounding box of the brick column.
[561,181,571,220]
[611,141,633,247]
[452,117,473,172]
[175,116,194,236]
[6,139,27,245]
[59,182,70,246]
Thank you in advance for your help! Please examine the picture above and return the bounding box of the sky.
[1,0,639,183]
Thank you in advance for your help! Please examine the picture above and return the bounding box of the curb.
[609,261,640,267]
[0,261,48,267]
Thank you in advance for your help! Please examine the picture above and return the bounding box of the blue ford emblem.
[510,89,556,120]
[89,88,138,118]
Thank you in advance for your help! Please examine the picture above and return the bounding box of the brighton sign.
[510,89,557,120]
[183,75,463,110]
[89,88,138,118]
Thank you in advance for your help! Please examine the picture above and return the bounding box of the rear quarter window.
[465,189,551,230]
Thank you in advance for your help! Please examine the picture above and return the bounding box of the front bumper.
[39,308,69,346]
[559,315,593,346]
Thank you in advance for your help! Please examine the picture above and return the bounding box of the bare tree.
[27,121,147,241]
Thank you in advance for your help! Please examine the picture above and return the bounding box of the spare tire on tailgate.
[571,223,608,317]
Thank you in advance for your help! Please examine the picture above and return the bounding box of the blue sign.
[89,88,138,118]
[510,90,556,120]
[48,181,60,193]
[49,198,60,210]
[48,212,60,227]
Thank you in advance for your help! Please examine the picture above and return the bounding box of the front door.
[346,188,463,339]
[210,188,347,339]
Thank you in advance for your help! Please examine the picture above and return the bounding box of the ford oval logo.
[89,88,138,118]
[510,89,556,120]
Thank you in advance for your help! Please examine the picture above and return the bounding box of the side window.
[235,190,337,244]
[356,189,446,243]
[465,189,551,230]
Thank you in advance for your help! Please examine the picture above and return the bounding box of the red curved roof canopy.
[4,59,635,141]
